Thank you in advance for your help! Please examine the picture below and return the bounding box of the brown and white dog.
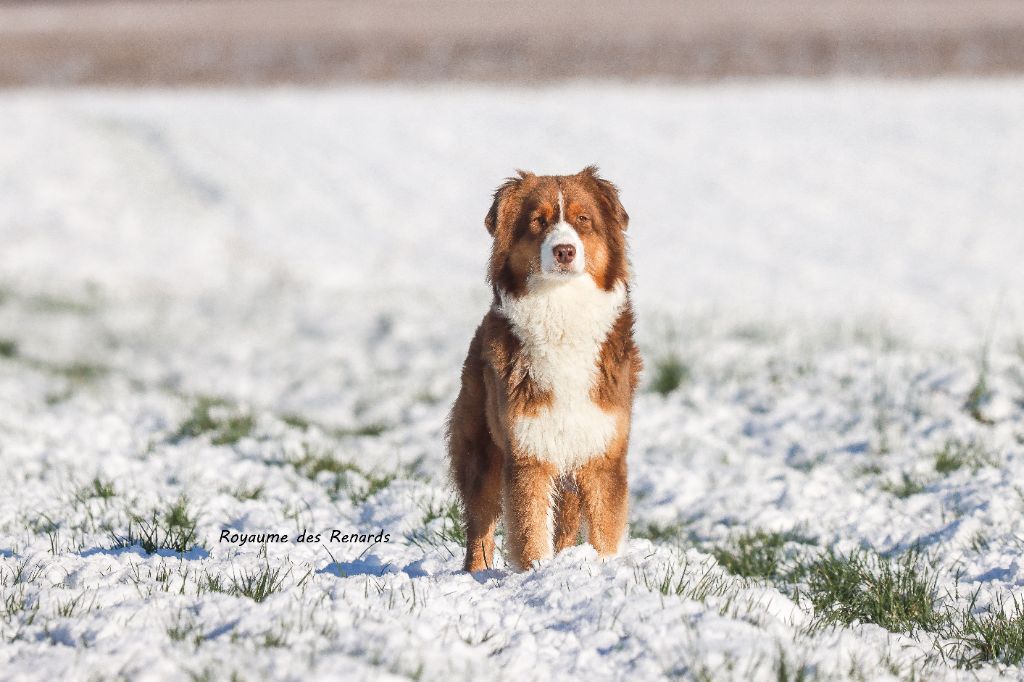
[447,166,641,572]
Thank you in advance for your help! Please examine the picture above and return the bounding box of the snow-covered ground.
[1,81,1024,680]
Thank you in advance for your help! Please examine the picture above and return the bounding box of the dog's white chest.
[498,277,626,471]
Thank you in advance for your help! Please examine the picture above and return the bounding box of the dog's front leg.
[503,457,557,570]
[577,448,629,558]
[553,477,583,552]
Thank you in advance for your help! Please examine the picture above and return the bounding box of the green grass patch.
[81,476,116,500]
[772,650,814,682]
[880,472,925,498]
[167,612,204,648]
[164,496,195,529]
[26,293,97,314]
[24,293,97,314]
[173,397,255,445]
[292,447,360,497]
[712,529,816,581]
[280,413,311,430]
[23,357,108,383]
[198,572,227,596]
[349,471,398,505]
[855,462,884,477]
[291,446,400,503]
[793,548,943,634]
[1,584,40,625]
[0,339,17,358]
[230,563,287,603]
[631,519,692,544]
[55,593,90,618]
[969,532,991,553]
[407,497,465,552]
[333,422,389,438]
[109,497,203,555]
[964,343,994,425]
[260,629,290,648]
[633,558,735,603]
[708,531,947,639]
[54,362,108,383]
[942,595,1024,668]
[934,439,996,475]
[230,484,264,501]
[650,354,690,396]
[279,411,388,438]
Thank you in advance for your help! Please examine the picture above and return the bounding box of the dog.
[447,166,641,572]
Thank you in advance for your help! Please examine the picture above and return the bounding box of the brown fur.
[448,166,641,572]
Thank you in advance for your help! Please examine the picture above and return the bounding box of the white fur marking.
[498,276,627,472]
[540,192,586,277]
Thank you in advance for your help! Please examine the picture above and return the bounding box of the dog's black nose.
[553,244,576,265]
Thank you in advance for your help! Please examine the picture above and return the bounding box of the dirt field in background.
[3,0,1024,85]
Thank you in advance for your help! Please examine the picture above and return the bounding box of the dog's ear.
[579,165,629,232]
[485,170,533,236]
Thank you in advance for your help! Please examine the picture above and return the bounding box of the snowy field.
[2,81,1024,680]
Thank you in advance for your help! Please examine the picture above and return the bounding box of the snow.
[1,80,1024,680]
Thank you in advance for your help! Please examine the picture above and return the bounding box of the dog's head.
[485,166,629,296]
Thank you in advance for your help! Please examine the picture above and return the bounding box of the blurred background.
[3,0,1024,86]
[2,0,1023,347]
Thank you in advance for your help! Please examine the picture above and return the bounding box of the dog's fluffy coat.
[447,167,641,572]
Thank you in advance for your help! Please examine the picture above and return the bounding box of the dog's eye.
[533,216,548,228]
[576,215,590,224]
